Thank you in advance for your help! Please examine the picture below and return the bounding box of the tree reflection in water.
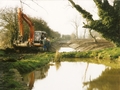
[83,68,120,90]
[22,65,50,90]
[28,71,35,90]
[55,62,61,70]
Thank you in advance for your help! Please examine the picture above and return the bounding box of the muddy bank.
[51,39,115,52]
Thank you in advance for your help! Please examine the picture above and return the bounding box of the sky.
[0,0,113,35]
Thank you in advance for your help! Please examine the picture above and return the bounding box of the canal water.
[32,62,107,90]
[22,47,120,90]
[22,61,120,90]
[59,47,76,52]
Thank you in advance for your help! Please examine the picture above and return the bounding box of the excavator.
[13,8,46,48]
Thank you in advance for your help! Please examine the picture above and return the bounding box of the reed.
[54,50,61,62]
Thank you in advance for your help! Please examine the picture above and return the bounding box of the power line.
[20,0,37,12]
[31,0,48,14]
[19,0,48,14]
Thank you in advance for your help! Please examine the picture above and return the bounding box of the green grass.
[0,50,5,56]
[60,47,120,68]
[61,47,120,60]
[10,52,54,74]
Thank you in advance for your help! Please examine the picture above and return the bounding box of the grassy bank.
[0,51,54,90]
[11,53,54,74]
[60,47,120,68]
[61,47,120,60]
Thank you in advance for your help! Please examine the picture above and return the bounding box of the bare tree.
[89,29,97,43]
[83,21,98,42]
[83,28,86,39]
[71,15,81,39]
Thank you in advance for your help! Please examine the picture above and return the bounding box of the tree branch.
[68,0,93,21]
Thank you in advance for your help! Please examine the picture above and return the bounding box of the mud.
[51,39,115,52]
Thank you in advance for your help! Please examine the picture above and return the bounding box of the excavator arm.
[17,8,34,46]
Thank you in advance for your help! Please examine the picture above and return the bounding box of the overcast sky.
[0,0,103,35]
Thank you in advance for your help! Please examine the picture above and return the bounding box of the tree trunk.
[89,29,97,43]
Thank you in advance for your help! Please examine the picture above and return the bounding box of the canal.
[22,47,120,90]
[22,60,120,90]
[32,62,108,90]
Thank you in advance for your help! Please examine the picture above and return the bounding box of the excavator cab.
[33,31,47,47]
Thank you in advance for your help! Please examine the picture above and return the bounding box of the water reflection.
[83,68,120,90]
[55,62,61,70]
[30,62,109,90]
[22,65,49,90]
[28,71,35,90]
[23,61,120,90]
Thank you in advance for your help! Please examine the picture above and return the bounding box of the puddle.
[22,61,119,90]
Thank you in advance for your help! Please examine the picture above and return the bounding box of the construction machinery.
[13,8,46,48]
